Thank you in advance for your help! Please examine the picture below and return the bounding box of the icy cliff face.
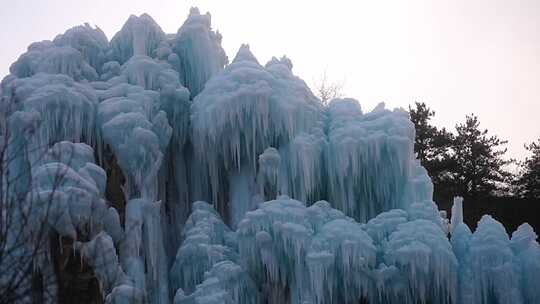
[1,7,539,304]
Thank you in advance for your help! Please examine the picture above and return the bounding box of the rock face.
[1,7,539,304]
[50,233,102,304]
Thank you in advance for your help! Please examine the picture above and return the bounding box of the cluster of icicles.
[1,7,539,304]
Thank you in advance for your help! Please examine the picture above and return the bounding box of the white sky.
[1,0,539,161]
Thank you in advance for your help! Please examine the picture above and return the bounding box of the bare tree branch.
[312,69,344,105]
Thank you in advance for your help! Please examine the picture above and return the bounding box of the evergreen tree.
[451,114,512,199]
[409,102,454,198]
[409,102,438,163]
[515,138,540,199]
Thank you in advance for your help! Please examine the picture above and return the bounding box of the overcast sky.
[1,0,539,162]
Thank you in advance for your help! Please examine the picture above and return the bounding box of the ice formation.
[170,201,239,294]
[172,7,228,96]
[190,44,324,224]
[1,7,539,304]
[29,141,108,239]
[109,14,166,64]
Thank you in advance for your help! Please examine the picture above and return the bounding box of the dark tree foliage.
[409,102,454,199]
[409,102,437,163]
[409,103,513,201]
[451,114,513,199]
[515,138,540,199]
